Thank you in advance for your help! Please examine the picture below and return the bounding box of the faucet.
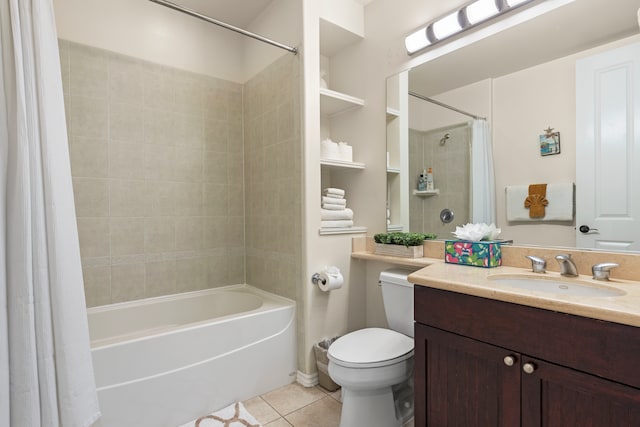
[525,255,546,273]
[555,254,578,277]
[592,263,619,281]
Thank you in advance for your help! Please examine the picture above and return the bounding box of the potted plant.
[373,232,437,258]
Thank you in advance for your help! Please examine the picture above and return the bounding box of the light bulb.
[432,11,463,40]
[466,0,500,25]
[404,27,430,54]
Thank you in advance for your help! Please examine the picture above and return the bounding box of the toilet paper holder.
[311,273,326,285]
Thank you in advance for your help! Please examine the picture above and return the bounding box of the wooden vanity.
[409,264,640,426]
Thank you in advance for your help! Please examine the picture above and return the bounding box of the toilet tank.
[379,268,417,338]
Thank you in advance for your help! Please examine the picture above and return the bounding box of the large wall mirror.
[386,0,640,252]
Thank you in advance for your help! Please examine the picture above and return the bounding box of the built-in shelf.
[386,107,400,118]
[386,167,401,174]
[321,159,365,170]
[319,17,363,57]
[413,189,440,197]
[319,226,368,236]
[387,224,404,232]
[320,88,365,117]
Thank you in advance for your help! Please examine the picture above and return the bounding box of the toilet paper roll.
[318,270,343,292]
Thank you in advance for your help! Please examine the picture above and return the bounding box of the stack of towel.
[321,188,354,228]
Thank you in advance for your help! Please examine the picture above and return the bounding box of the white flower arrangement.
[452,223,501,242]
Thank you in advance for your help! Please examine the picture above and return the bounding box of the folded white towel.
[321,220,354,228]
[321,208,354,220]
[323,193,344,200]
[322,196,346,206]
[322,203,345,210]
[323,187,345,197]
[505,183,575,221]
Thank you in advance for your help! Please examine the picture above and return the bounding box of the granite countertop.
[409,263,640,328]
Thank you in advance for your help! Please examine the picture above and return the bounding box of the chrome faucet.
[555,254,578,277]
[525,255,547,273]
[592,263,619,280]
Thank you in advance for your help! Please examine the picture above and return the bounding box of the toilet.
[327,268,416,427]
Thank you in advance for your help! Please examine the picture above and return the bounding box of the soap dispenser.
[417,170,426,191]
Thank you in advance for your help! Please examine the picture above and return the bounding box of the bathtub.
[88,284,296,427]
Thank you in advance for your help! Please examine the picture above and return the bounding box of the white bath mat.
[178,402,262,427]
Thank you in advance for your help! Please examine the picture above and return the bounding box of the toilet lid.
[327,328,414,368]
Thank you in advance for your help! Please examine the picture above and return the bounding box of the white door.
[576,41,640,251]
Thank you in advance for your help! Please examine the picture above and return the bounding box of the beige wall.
[60,40,245,306]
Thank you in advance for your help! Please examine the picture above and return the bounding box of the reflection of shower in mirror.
[439,133,450,145]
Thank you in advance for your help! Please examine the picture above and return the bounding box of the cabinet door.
[415,324,521,426]
[521,357,640,427]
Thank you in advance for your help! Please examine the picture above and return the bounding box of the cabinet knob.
[503,355,516,367]
[522,362,537,374]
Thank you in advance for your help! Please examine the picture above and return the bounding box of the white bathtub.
[88,284,296,427]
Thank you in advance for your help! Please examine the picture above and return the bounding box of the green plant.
[373,232,437,247]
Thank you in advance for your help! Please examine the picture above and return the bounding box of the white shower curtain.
[0,0,101,426]
[470,119,497,225]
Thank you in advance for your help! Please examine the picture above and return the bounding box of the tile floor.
[242,382,415,427]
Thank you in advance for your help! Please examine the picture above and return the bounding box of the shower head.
[439,133,450,145]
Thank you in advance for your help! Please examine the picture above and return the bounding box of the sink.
[487,275,626,297]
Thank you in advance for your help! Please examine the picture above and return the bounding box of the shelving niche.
[318,15,366,236]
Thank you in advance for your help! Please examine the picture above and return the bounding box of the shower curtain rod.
[148,0,298,55]
[409,91,485,121]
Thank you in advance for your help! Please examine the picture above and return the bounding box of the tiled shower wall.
[243,54,303,367]
[409,123,471,236]
[59,40,245,307]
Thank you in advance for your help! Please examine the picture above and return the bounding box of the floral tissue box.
[445,240,502,268]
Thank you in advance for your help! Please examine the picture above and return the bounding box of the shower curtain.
[470,119,497,225]
[0,0,100,426]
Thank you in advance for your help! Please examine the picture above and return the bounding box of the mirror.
[386,0,640,250]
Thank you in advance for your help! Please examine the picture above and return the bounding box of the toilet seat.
[328,328,414,369]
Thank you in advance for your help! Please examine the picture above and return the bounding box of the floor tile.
[261,383,326,416]
[284,396,341,427]
[265,418,293,426]
[242,396,281,425]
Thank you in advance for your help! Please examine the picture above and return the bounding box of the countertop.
[408,263,640,328]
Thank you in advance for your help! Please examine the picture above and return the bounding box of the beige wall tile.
[69,137,108,178]
[205,255,228,287]
[70,96,108,139]
[204,151,228,184]
[77,217,110,258]
[205,118,228,152]
[108,141,145,179]
[146,181,175,216]
[144,217,175,253]
[143,65,174,109]
[69,43,108,99]
[227,254,245,284]
[145,261,176,297]
[59,40,70,96]
[174,147,203,182]
[109,102,144,143]
[109,53,143,105]
[174,182,203,216]
[203,217,228,250]
[110,217,145,256]
[176,257,205,292]
[175,113,205,149]
[144,108,176,145]
[111,263,145,303]
[204,184,228,216]
[175,217,203,252]
[144,144,175,181]
[110,179,148,217]
[82,266,111,307]
[73,177,109,217]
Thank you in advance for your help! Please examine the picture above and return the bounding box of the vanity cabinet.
[414,286,640,426]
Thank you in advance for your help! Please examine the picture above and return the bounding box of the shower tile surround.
[60,40,249,306]
[409,123,470,236]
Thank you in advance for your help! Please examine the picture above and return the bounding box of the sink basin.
[488,275,626,297]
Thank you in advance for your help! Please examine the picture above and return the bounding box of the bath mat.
[178,402,262,427]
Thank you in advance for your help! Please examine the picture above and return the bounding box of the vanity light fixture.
[405,0,535,55]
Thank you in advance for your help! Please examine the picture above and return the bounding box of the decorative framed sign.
[540,127,560,156]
